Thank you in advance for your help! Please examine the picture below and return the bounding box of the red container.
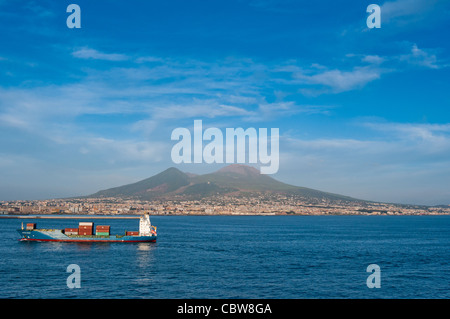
[26,223,36,230]
[96,225,110,235]
[79,231,92,236]
[78,226,93,235]
[126,231,139,236]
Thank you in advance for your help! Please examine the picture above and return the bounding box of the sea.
[0,215,448,299]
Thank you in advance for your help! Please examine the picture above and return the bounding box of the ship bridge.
[139,213,152,236]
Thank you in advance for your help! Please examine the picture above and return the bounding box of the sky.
[0,0,450,205]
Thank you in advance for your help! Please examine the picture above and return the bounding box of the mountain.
[90,167,190,198]
[89,164,359,202]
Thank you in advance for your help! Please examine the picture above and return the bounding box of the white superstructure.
[139,213,152,236]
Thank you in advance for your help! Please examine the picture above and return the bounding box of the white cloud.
[135,56,166,63]
[362,55,385,65]
[150,100,255,120]
[399,44,440,69]
[294,66,383,93]
[278,120,450,205]
[350,45,443,70]
[363,121,450,154]
[72,48,129,61]
[85,137,168,163]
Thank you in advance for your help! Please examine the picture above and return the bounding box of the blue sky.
[1,0,450,205]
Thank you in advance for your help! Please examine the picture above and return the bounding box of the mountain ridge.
[89,164,360,202]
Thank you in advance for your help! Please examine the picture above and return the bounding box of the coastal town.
[1,194,449,216]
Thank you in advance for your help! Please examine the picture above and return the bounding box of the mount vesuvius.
[88,164,359,202]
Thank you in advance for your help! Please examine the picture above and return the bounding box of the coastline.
[0,214,142,219]
[1,212,449,219]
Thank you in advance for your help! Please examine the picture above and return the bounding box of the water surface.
[0,216,448,298]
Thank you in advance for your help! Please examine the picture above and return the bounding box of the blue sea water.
[0,215,448,299]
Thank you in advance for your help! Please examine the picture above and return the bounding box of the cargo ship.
[17,214,157,243]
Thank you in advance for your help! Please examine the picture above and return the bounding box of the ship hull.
[17,229,157,243]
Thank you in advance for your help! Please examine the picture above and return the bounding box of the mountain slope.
[192,165,297,192]
[90,167,190,198]
[193,165,355,201]
[89,164,358,202]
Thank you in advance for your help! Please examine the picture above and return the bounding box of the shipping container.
[96,226,110,234]
[64,228,78,235]
[96,225,110,230]
[78,227,93,235]
[126,231,139,236]
[26,223,37,230]
[96,232,110,236]
[79,222,94,227]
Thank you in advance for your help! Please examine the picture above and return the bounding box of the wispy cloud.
[381,0,444,24]
[83,137,168,163]
[285,120,450,170]
[135,56,166,64]
[363,121,450,153]
[360,55,385,65]
[398,44,441,69]
[296,66,383,93]
[2,44,445,149]
[150,100,255,120]
[72,48,129,61]
[279,119,450,204]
